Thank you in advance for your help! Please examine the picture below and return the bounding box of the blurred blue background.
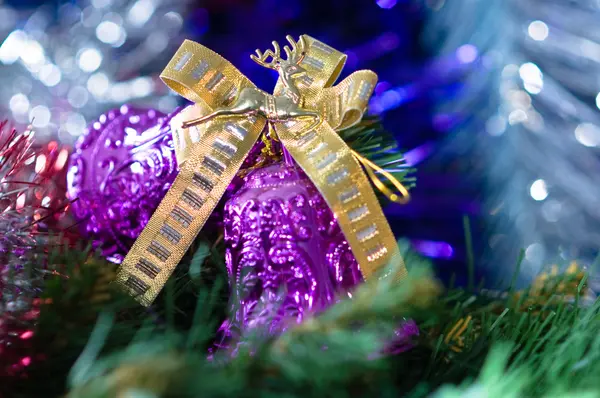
[1,0,599,288]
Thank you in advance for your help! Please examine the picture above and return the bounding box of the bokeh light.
[77,48,103,72]
[530,179,548,201]
[528,20,549,41]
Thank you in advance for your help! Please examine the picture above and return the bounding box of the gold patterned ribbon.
[115,35,407,306]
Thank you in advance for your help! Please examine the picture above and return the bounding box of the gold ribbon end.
[351,150,411,205]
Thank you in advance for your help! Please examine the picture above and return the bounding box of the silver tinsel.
[424,0,600,283]
[0,125,43,372]
[0,0,190,143]
[0,212,39,314]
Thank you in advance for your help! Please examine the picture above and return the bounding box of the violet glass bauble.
[215,159,360,346]
[67,104,273,263]
[67,105,181,263]
[215,152,418,352]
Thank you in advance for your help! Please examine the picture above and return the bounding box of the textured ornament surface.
[216,161,363,344]
[67,105,180,263]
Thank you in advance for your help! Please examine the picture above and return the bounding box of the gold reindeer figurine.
[182,35,321,133]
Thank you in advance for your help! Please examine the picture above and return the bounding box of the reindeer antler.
[283,35,306,65]
[250,40,282,70]
[251,36,307,69]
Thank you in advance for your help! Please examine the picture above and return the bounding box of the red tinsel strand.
[0,120,73,379]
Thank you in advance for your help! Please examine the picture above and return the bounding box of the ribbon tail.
[115,115,265,306]
[276,120,407,282]
[351,150,411,204]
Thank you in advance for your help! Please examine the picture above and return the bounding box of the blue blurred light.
[412,240,454,259]
[376,0,397,9]
[189,8,209,36]
[369,85,417,114]
[432,113,461,132]
[345,50,358,69]
[375,81,391,95]
[377,32,399,50]
[403,142,435,166]
[456,44,478,64]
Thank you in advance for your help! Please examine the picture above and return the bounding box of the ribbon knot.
[115,34,409,306]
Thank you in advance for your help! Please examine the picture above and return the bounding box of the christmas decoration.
[1,185,598,398]
[0,119,73,230]
[0,121,60,378]
[215,155,417,347]
[215,158,361,345]
[0,203,40,379]
[115,34,412,311]
[4,1,600,397]
[67,106,179,263]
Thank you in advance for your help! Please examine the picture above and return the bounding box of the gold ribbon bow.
[115,34,409,306]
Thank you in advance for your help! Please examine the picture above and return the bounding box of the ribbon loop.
[312,70,378,130]
[161,39,260,110]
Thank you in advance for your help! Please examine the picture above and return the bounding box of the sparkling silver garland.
[0,0,191,143]
[424,0,600,283]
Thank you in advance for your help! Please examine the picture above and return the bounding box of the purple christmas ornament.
[67,105,181,263]
[215,155,418,350]
[215,159,358,346]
